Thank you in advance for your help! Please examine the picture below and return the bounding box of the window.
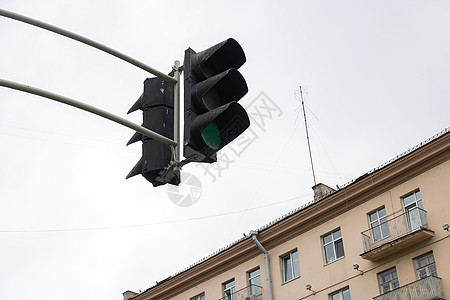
[281,249,300,282]
[190,293,205,300]
[378,267,399,294]
[330,287,351,300]
[323,228,345,263]
[403,190,423,209]
[223,279,235,300]
[369,207,390,242]
[402,190,427,230]
[248,268,262,295]
[415,252,438,279]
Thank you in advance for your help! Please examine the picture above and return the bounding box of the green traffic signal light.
[201,122,221,150]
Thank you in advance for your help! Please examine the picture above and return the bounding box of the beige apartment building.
[124,128,450,300]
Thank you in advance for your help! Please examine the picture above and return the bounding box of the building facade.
[125,128,450,300]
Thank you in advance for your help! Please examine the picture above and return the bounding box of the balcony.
[218,285,263,300]
[361,208,434,261]
[373,276,445,300]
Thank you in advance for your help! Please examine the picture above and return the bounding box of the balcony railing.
[361,208,434,260]
[218,285,263,300]
[373,276,445,300]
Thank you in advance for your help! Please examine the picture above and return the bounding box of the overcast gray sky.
[1,1,449,299]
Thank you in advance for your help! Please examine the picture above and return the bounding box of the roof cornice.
[258,129,450,249]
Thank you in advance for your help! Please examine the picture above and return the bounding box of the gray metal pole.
[0,78,177,146]
[0,8,176,83]
[172,60,181,164]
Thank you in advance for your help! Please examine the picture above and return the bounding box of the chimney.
[123,291,139,300]
[312,183,335,201]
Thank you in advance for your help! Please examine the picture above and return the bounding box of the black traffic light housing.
[184,38,250,163]
[126,77,180,186]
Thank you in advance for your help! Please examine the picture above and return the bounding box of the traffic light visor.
[195,68,248,111]
[197,102,250,152]
[196,38,246,78]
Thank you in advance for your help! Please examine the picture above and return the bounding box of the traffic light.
[184,38,250,163]
[126,77,180,186]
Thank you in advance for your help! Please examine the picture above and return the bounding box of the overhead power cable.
[0,193,311,233]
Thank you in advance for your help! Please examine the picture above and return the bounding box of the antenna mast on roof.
[300,86,317,185]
